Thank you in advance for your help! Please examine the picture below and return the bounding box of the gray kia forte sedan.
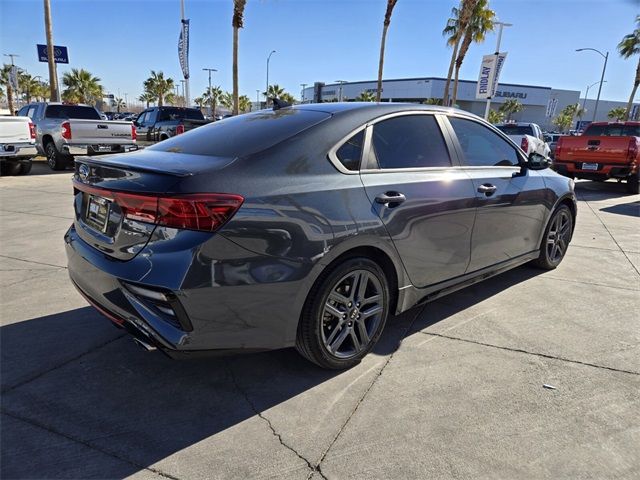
[65,103,576,369]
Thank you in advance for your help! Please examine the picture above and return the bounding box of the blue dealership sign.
[36,44,69,64]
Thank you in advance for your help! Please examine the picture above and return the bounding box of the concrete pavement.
[1,163,639,479]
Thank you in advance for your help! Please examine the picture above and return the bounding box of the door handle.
[375,192,406,205]
[477,184,497,196]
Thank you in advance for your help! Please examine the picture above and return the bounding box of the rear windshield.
[45,105,101,120]
[583,124,640,137]
[157,107,204,122]
[496,125,534,136]
[149,109,331,157]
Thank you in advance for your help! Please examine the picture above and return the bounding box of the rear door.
[359,113,477,288]
[444,115,547,272]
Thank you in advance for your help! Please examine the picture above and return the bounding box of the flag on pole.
[475,52,508,100]
[178,19,190,79]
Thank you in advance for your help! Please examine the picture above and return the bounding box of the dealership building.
[301,77,638,130]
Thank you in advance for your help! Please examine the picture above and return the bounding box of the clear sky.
[1,0,638,106]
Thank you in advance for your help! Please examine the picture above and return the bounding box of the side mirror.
[527,152,550,170]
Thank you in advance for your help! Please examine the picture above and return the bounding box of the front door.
[359,113,477,288]
[445,116,548,272]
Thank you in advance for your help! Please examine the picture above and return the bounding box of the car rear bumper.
[65,223,312,356]
[553,160,635,179]
[64,143,138,156]
[0,142,37,159]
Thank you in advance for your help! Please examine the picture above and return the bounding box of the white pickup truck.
[496,122,551,158]
[17,102,137,170]
[0,116,38,176]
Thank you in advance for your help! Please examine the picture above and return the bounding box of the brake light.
[61,121,71,140]
[176,124,185,135]
[131,124,137,141]
[73,181,244,232]
[521,137,529,152]
[628,138,638,162]
[28,122,36,139]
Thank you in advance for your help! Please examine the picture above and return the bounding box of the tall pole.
[256,89,260,109]
[300,83,307,103]
[202,68,217,116]
[266,50,276,103]
[335,80,347,102]
[124,92,128,109]
[43,0,59,101]
[180,0,190,107]
[581,80,606,117]
[484,22,512,120]
[4,54,20,112]
[576,48,609,122]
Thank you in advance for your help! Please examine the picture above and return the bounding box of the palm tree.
[114,97,126,113]
[238,94,252,112]
[194,96,205,112]
[19,73,43,103]
[232,0,247,116]
[62,68,103,104]
[451,0,495,105]
[138,91,154,108]
[375,0,398,102]
[143,71,175,107]
[423,97,443,105]
[280,92,296,104]
[618,15,640,121]
[219,91,234,109]
[203,86,222,117]
[264,84,285,100]
[499,99,523,121]
[562,103,586,127]
[356,90,376,102]
[608,107,628,121]
[1,64,17,114]
[487,109,504,124]
[442,0,476,106]
[553,112,572,132]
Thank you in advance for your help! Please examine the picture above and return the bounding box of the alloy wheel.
[546,210,571,263]
[320,269,385,359]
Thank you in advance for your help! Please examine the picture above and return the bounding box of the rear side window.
[335,130,364,171]
[150,109,331,158]
[583,124,640,137]
[370,115,451,169]
[450,117,520,167]
[45,105,101,120]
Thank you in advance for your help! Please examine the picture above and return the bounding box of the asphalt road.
[1,162,639,479]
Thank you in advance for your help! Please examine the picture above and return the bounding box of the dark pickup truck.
[134,107,210,145]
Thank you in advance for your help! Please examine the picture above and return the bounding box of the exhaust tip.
[132,337,157,352]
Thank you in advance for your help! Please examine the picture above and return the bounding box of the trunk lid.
[558,136,632,164]
[73,150,236,260]
[68,119,135,146]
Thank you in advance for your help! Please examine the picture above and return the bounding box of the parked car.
[18,102,138,170]
[66,103,576,369]
[134,106,210,145]
[553,121,639,194]
[0,116,37,176]
[496,122,551,158]
[545,133,564,159]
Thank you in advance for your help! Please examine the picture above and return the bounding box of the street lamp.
[483,21,512,119]
[266,50,276,103]
[576,48,609,122]
[581,80,607,116]
[300,83,308,103]
[335,80,347,102]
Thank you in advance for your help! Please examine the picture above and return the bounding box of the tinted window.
[150,109,331,157]
[45,105,101,120]
[371,115,450,169]
[335,130,364,171]
[450,117,520,167]
[496,125,534,136]
[157,107,204,122]
[17,106,28,117]
[583,124,640,137]
[136,111,148,125]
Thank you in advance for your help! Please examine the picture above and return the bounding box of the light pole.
[335,80,347,102]
[300,83,308,103]
[180,79,186,106]
[179,0,190,107]
[202,68,217,117]
[256,89,261,110]
[484,21,512,120]
[124,92,128,109]
[43,0,59,101]
[581,80,607,116]
[266,50,276,103]
[576,48,609,122]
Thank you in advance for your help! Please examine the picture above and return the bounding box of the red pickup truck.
[553,122,639,194]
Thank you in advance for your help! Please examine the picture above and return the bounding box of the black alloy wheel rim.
[321,269,385,359]
[546,210,571,263]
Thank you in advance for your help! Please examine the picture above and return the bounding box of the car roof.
[292,102,458,116]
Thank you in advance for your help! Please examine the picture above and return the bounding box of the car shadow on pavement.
[574,180,635,200]
[1,265,542,479]
[599,201,640,218]
[22,161,74,176]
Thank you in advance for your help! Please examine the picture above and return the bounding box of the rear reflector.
[73,180,243,232]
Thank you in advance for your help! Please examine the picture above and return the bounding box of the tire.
[626,173,639,194]
[0,162,22,176]
[18,161,32,176]
[531,205,573,270]
[45,142,70,171]
[296,257,390,369]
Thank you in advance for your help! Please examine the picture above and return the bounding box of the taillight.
[521,137,529,152]
[176,124,185,135]
[131,124,137,141]
[28,122,36,139]
[628,138,638,162]
[73,181,244,232]
[61,121,71,140]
